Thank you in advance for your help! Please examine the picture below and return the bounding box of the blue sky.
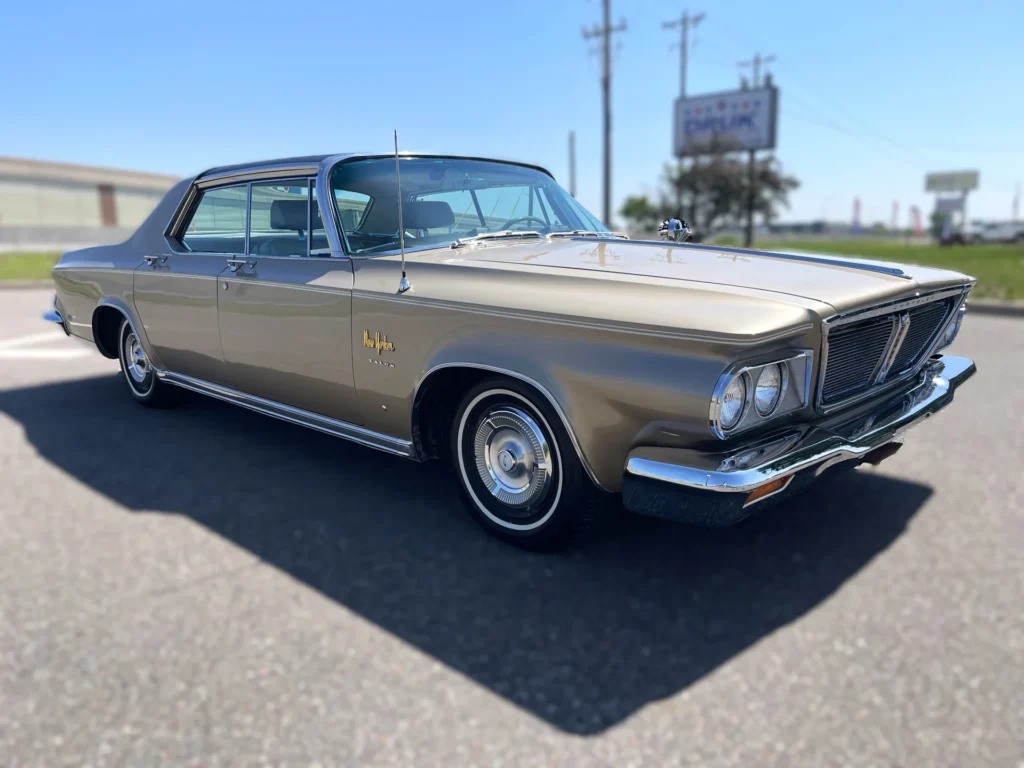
[3,0,1021,226]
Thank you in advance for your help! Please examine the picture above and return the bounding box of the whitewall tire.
[117,319,178,408]
[450,378,601,550]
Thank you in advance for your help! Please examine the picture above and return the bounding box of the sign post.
[925,171,979,238]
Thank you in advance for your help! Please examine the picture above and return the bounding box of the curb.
[0,280,53,291]
[968,300,1024,318]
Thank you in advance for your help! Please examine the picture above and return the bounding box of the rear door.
[216,178,360,424]
[133,184,243,382]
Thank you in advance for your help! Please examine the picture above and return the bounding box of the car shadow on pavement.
[0,374,934,736]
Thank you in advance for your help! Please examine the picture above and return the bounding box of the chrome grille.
[888,299,953,374]
[820,294,959,408]
[821,315,895,403]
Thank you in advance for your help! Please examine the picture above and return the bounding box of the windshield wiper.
[450,230,545,249]
[548,230,600,238]
[548,230,630,240]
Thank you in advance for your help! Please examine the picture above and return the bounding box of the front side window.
[180,185,247,253]
[330,157,608,255]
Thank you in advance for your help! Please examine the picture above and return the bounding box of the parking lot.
[0,287,1021,767]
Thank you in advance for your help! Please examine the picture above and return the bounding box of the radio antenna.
[394,129,411,293]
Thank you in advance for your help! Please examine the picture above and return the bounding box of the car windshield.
[330,157,608,254]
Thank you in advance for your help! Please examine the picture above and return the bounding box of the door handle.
[143,255,166,266]
[226,258,255,272]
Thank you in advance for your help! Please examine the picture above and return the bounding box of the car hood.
[456,238,972,313]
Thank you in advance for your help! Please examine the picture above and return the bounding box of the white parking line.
[0,348,91,360]
[0,331,68,349]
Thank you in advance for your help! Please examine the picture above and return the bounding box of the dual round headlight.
[754,363,784,416]
[719,374,747,430]
[718,363,786,431]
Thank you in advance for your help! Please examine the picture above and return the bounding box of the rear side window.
[180,185,247,253]
[249,181,309,257]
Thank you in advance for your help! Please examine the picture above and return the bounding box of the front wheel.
[450,378,601,551]
[117,319,179,408]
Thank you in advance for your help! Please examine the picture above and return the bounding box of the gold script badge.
[363,330,395,355]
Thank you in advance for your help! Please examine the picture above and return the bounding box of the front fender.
[414,328,728,492]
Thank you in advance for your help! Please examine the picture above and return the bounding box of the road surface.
[0,288,1021,767]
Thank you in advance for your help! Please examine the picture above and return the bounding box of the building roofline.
[0,155,180,190]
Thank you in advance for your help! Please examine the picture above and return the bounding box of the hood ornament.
[658,217,692,243]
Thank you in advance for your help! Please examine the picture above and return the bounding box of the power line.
[661,10,704,98]
[737,52,775,88]
[582,1,627,226]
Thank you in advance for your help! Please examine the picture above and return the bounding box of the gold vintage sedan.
[47,153,976,549]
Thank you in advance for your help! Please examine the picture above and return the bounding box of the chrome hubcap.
[124,332,149,384]
[473,406,553,508]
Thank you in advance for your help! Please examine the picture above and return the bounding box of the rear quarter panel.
[52,244,143,351]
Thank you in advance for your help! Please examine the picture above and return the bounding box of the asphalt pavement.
[0,288,1021,767]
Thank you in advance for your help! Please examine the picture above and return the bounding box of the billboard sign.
[925,171,979,193]
[674,86,778,157]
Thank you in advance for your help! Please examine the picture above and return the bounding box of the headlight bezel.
[709,351,812,440]
[937,303,966,351]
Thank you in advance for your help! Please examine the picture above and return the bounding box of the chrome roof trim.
[196,162,320,188]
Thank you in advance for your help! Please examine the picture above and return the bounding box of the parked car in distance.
[978,221,1024,243]
[46,153,977,550]
[944,219,1024,245]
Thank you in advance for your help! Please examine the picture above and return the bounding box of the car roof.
[196,153,553,183]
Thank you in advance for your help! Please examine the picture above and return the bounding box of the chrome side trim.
[816,286,970,414]
[156,371,415,458]
[627,354,976,494]
[414,362,609,492]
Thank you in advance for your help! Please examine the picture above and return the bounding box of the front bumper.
[622,354,976,526]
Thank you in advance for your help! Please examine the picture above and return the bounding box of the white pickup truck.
[971,221,1024,244]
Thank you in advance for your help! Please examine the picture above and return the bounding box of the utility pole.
[568,130,577,198]
[737,53,775,246]
[1013,182,1020,222]
[662,10,704,99]
[737,52,776,88]
[582,1,627,226]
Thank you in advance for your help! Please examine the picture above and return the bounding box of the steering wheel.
[501,216,550,232]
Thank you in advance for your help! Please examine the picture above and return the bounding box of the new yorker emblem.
[363,330,395,355]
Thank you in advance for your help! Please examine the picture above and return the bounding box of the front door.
[216,179,360,425]
[133,183,246,382]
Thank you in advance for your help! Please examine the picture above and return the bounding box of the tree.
[619,138,799,238]
[618,195,662,232]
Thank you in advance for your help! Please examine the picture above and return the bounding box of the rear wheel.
[450,378,601,551]
[117,319,178,408]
